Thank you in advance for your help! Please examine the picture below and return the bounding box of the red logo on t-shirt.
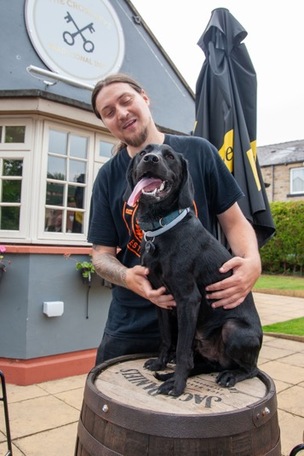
[122,202,143,257]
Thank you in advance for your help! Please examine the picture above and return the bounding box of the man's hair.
[91,73,143,120]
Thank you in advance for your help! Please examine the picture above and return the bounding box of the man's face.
[95,82,152,149]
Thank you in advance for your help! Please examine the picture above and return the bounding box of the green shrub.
[260,201,304,275]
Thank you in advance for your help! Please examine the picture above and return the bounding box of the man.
[88,73,261,365]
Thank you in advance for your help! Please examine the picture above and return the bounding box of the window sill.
[287,193,304,198]
[4,245,92,255]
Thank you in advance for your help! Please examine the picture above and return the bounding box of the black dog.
[124,144,262,397]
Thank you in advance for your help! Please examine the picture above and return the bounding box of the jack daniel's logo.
[120,368,223,408]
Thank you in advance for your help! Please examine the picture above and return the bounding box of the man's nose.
[117,105,129,119]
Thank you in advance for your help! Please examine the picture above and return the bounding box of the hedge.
[259,201,304,275]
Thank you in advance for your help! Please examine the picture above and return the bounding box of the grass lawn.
[263,317,304,337]
[254,274,304,290]
[255,275,304,337]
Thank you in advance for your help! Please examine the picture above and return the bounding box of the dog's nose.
[143,153,159,163]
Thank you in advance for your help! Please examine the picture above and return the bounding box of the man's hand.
[209,203,262,309]
[92,245,176,310]
[205,256,261,309]
[126,265,176,310]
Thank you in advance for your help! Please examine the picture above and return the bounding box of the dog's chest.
[141,239,161,268]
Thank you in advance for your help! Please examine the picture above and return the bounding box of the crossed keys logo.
[63,12,95,53]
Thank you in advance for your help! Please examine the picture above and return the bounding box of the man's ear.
[141,89,150,106]
[178,155,194,208]
[123,157,136,201]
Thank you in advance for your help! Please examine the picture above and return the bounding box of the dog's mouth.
[127,176,170,206]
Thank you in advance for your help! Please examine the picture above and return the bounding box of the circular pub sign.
[25,0,125,84]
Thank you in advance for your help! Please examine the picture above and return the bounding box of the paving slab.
[0,395,79,439]
[14,422,78,456]
[261,360,304,385]
[278,409,304,456]
[278,385,304,417]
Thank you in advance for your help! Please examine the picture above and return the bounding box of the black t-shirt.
[88,134,244,339]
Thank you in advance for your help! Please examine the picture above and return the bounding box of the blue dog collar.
[143,208,190,240]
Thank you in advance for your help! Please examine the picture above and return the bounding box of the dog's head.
[124,144,194,210]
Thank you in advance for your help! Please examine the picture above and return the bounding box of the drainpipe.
[271,165,275,201]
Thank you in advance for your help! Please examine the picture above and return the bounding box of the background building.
[258,140,304,202]
[0,0,195,384]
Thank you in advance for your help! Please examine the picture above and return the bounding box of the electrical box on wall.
[43,301,64,317]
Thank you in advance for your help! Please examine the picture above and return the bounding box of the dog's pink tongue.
[127,177,162,206]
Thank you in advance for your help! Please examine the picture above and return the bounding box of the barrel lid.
[85,355,277,438]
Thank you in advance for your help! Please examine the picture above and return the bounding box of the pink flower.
[0,245,6,254]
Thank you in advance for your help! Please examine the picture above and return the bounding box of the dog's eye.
[139,150,146,157]
[166,152,175,160]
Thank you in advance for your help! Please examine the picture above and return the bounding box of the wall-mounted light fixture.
[26,65,94,90]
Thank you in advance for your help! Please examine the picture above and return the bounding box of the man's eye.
[121,96,132,105]
[103,110,114,118]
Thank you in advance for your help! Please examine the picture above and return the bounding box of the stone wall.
[261,163,304,202]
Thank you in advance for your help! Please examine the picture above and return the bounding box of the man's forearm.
[92,247,128,287]
[229,222,260,263]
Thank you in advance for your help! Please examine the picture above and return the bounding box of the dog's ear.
[123,156,136,201]
[178,155,194,208]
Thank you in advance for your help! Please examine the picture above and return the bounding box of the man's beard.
[124,127,148,148]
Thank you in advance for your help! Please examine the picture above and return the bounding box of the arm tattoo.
[93,251,128,288]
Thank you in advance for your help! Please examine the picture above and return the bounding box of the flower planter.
[79,267,93,285]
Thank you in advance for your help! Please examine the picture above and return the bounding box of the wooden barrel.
[75,354,281,456]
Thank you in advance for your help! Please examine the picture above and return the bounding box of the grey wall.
[0,254,111,359]
[0,0,195,135]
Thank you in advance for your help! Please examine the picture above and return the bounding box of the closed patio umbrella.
[194,8,275,247]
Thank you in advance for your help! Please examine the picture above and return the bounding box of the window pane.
[2,180,21,203]
[5,126,25,143]
[47,156,66,180]
[70,135,87,159]
[0,126,2,141]
[69,160,86,182]
[0,206,20,230]
[45,208,63,232]
[68,182,85,209]
[99,141,114,158]
[44,128,89,236]
[49,130,67,155]
[292,168,304,193]
[46,182,64,206]
[71,211,84,233]
[3,159,23,176]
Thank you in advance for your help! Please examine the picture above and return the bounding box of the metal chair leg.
[290,443,304,456]
[0,370,13,456]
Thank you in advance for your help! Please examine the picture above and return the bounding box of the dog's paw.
[144,358,166,371]
[157,378,175,395]
[157,377,186,397]
[216,371,237,387]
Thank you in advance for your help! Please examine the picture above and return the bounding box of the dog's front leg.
[158,288,201,397]
[144,307,175,371]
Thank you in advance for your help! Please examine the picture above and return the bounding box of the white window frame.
[0,118,33,150]
[94,133,115,180]
[37,121,96,243]
[290,167,304,195]
[0,118,33,239]
[0,116,116,245]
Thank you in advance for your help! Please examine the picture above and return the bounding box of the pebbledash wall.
[0,0,195,384]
